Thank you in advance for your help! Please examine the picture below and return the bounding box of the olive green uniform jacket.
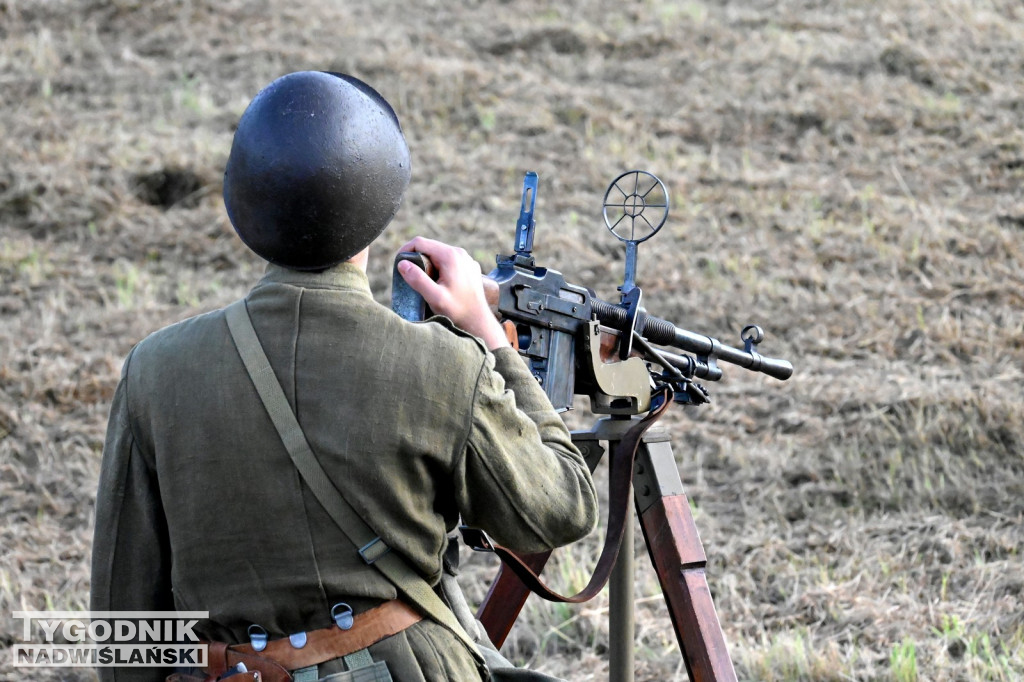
[91,263,599,682]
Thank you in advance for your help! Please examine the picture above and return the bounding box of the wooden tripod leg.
[477,551,552,647]
[634,438,738,682]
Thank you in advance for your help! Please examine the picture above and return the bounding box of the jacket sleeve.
[90,350,174,682]
[453,347,598,554]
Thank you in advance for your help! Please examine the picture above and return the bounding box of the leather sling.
[224,300,483,664]
[466,386,673,602]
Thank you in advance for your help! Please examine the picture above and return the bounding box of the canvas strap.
[224,300,483,664]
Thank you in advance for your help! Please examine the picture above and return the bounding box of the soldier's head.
[223,71,411,270]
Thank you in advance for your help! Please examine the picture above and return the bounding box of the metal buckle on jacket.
[358,537,390,565]
[459,526,495,552]
[247,624,268,652]
[331,602,355,630]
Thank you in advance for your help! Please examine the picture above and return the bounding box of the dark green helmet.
[224,71,411,270]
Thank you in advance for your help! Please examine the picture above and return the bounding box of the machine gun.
[395,170,791,413]
[480,170,790,415]
[393,171,792,682]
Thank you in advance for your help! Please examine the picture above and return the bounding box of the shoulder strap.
[223,300,482,662]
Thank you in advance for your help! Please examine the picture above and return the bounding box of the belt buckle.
[459,526,495,552]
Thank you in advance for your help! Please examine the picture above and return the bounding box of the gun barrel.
[591,299,793,381]
[655,347,724,382]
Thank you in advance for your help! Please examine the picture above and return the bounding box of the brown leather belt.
[201,599,422,682]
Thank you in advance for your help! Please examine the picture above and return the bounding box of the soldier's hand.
[397,237,510,350]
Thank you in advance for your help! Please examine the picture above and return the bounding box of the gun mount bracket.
[581,321,652,415]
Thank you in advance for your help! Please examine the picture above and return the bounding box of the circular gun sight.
[603,170,669,244]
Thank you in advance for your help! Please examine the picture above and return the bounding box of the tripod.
[476,415,737,682]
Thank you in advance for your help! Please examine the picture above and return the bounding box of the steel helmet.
[224,71,411,270]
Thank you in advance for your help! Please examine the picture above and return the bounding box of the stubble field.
[1,1,1022,680]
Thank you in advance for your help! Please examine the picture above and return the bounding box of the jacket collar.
[254,262,372,294]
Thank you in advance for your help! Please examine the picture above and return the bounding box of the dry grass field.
[2,0,1023,680]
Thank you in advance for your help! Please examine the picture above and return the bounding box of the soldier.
[90,71,598,682]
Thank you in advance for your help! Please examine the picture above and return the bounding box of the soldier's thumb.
[398,259,444,306]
